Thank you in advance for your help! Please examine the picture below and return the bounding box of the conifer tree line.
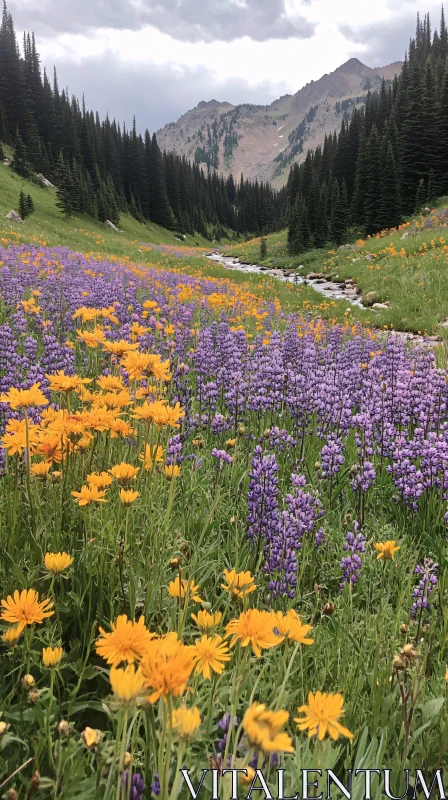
[0,1,286,236]
[287,8,448,255]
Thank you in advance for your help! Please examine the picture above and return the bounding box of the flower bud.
[22,673,35,688]
[28,689,40,703]
[392,654,406,671]
[314,461,321,470]
[82,727,100,748]
[322,601,335,616]
[0,721,9,736]
[58,720,71,737]
[123,752,132,767]
[7,789,18,800]
[401,644,417,663]
[400,623,408,634]
[169,557,180,569]
[201,601,212,611]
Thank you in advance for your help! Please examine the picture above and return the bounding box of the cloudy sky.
[10,0,443,132]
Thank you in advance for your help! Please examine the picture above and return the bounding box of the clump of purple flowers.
[411,559,438,619]
[216,712,239,753]
[340,521,366,589]
[166,434,184,466]
[211,448,233,466]
[120,772,145,800]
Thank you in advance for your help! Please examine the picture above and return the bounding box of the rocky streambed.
[207,252,368,308]
[206,251,442,349]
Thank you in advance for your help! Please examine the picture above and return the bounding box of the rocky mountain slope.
[156,58,402,187]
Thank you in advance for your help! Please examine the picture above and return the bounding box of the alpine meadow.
[2,2,448,799]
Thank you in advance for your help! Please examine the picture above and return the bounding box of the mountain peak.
[336,57,369,73]
[196,99,230,110]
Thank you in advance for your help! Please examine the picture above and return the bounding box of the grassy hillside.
[4,151,448,341]
[225,203,448,335]
[0,153,218,260]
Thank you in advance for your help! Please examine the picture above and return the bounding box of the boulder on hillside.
[401,232,410,239]
[37,173,54,186]
[6,210,24,223]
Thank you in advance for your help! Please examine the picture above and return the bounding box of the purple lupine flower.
[350,461,376,493]
[411,559,438,619]
[211,413,230,435]
[211,448,233,466]
[121,772,145,800]
[321,436,345,479]
[265,474,325,599]
[247,446,279,548]
[217,712,239,752]
[151,773,161,797]
[340,522,366,589]
[166,434,184,466]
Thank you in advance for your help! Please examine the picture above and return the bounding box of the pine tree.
[0,141,4,161]
[55,152,74,217]
[314,183,329,248]
[378,140,401,230]
[288,194,310,255]
[260,235,267,260]
[415,178,427,210]
[18,190,28,219]
[26,193,34,216]
[11,128,30,177]
[329,179,347,245]
[364,125,382,234]
[148,133,175,229]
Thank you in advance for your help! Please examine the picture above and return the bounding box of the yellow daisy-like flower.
[86,471,114,489]
[44,552,74,574]
[109,664,146,704]
[96,615,154,666]
[1,589,54,632]
[119,489,139,507]
[226,608,283,658]
[239,767,256,786]
[165,465,181,480]
[139,443,164,470]
[102,339,140,358]
[171,706,201,739]
[226,609,280,658]
[132,399,184,428]
[374,541,400,561]
[109,462,139,486]
[295,692,353,741]
[82,727,100,748]
[71,484,108,506]
[30,461,51,479]
[193,635,231,679]
[96,375,125,392]
[42,646,63,668]
[168,578,202,604]
[191,610,222,631]
[0,383,49,410]
[140,633,196,703]
[46,371,91,394]
[243,703,294,754]
[1,626,22,646]
[274,609,314,645]
[221,569,256,599]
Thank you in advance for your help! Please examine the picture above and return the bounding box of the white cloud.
[10,0,426,132]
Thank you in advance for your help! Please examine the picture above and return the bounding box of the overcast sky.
[10,0,443,132]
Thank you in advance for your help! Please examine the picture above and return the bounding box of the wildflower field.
[1,243,448,799]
